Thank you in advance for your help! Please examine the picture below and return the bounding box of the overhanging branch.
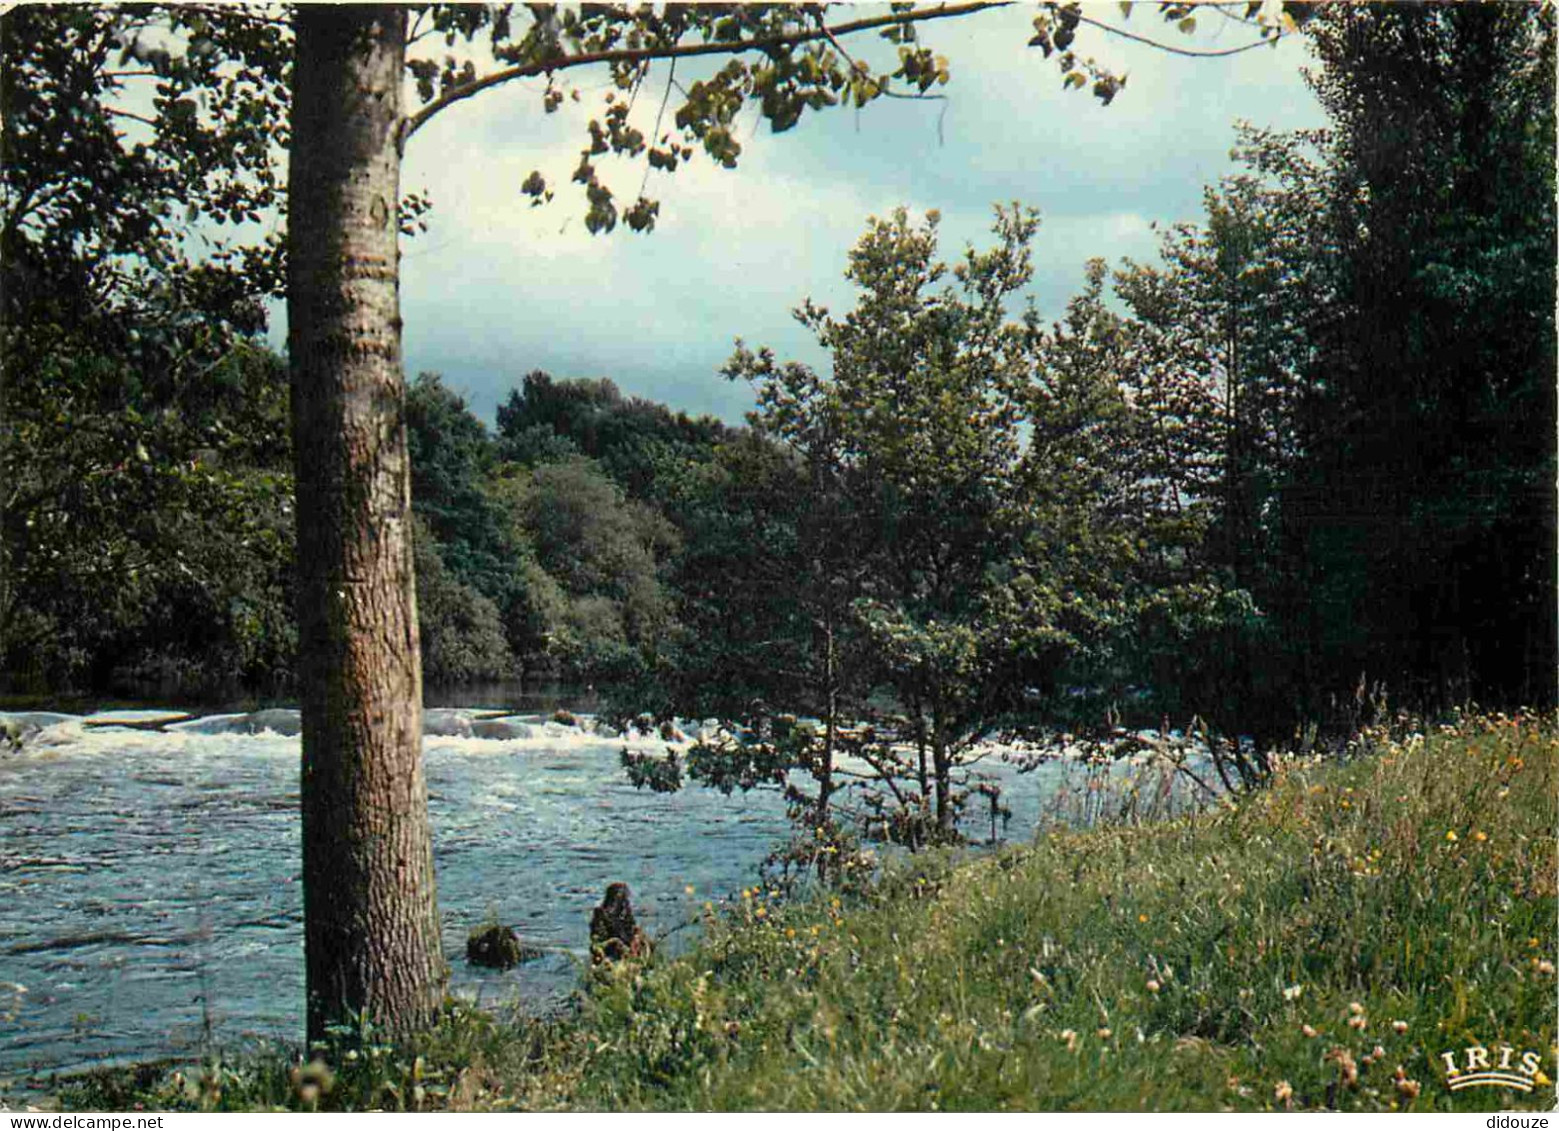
[1073,8,1288,58]
[400,1,1010,146]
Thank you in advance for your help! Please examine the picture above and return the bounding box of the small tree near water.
[628,207,1217,858]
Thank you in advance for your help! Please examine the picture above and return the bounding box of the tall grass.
[60,711,1556,1112]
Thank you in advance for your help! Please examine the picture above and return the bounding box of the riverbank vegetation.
[58,710,1556,1112]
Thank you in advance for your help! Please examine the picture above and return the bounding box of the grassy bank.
[65,711,1556,1112]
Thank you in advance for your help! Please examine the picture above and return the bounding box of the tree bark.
[288,6,444,1045]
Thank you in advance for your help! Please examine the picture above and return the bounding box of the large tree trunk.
[288,6,444,1044]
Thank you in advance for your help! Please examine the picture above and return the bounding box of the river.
[0,706,1198,1095]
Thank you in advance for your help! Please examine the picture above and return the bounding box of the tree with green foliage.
[630,206,1232,854]
[410,515,515,686]
[766,205,1051,841]
[1109,134,1328,770]
[1,340,297,697]
[645,429,817,718]
[499,456,680,679]
[496,371,734,504]
[1,5,294,697]
[1089,1,1556,761]
[1290,1,1556,709]
[403,371,548,679]
[406,373,515,597]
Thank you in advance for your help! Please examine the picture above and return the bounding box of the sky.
[384,5,1330,426]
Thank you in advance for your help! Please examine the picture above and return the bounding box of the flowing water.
[0,706,1201,1093]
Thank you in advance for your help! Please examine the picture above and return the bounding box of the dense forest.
[3,4,1553,810]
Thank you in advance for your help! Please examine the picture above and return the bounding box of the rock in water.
[465,923,541,968]
[590,882,652,964]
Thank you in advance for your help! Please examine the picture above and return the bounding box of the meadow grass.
[62,710,1556,1112]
